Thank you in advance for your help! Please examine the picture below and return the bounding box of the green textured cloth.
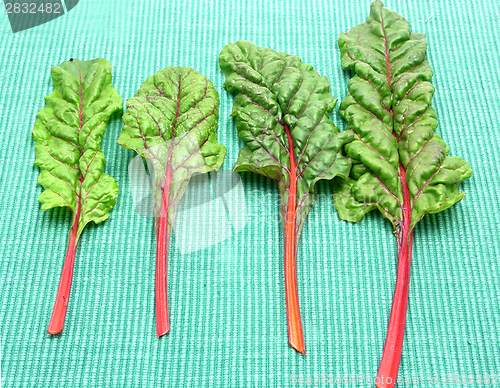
[0,0,499,387]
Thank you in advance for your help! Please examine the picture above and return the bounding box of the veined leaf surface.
[334,0,471,231]
[34,58,121,236]
[220,41,352,239]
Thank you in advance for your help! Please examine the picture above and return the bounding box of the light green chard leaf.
[219,40,352,240]
[333,0,472,232]
[33,58,122,238]
[118,66,226,337]
[118,66,226,227]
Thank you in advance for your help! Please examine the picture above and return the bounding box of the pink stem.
[47,210,80,335]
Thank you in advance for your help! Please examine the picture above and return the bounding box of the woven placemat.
[0,0,499,386]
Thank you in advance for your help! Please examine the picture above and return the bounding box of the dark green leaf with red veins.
[33,58,122,334]
[332,2,471,387]
[117,66,226,337]
[333,0,471,231]
[219,40,352,354]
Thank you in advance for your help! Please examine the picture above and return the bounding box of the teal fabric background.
[1,0,499,386]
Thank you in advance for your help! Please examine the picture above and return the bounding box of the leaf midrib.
[378,4,410,230]
[75,65,85,227]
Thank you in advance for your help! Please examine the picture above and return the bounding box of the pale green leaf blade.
[78,150,119,235]
[33,58,122,238]
[117,66,226,224]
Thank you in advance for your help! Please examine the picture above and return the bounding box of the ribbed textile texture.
[0,0,499,387]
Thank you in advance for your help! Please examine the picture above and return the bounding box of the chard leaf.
[117,66,226,337]
[333,0,472,232]
[220,40,352,242]
[219,40,351,353]
[34,58,122,238]
[33,58,122,334]
[333,2,472,385]
[118,66,226,228]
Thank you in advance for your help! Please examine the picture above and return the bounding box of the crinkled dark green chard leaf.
[118,67,226,337]
[33,58,122,334]
[333,1,472,386]
[219,40,352,354]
